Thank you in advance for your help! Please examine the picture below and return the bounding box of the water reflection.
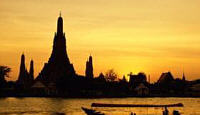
[0,98,199,115]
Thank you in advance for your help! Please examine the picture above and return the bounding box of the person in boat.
[81,107,105,115]
[130,112,136,115]
[173,110,180,115]
[163,107,169,115]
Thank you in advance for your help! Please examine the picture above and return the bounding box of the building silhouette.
[2,13,200,97]
[182,72,186,81]
[36,14,76,85]
[129,72,147,87]
[157,72,174,84]
[16,53,33,88]
[29,60,34,81]
[85,55,94,78]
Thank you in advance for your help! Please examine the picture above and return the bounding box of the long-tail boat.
[81,107,105,115]
[91,103,183,108]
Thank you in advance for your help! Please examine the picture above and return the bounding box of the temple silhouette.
[16,54,34,88]
[2,13,200,97]
[85,55,94,78]
[35,14,76,85]
[14,14,96,96]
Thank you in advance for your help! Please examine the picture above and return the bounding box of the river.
[0,97,199,115]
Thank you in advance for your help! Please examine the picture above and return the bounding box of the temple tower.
[85,55,94,78]
[17,53,29,87]
[29,60,34,80]
[36,14,76,84]
[48,14,70,65]
[182,72,186,81]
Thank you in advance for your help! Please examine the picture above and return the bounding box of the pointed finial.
[59,11,61,17]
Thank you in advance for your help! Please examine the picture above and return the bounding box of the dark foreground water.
[0,97,199,115]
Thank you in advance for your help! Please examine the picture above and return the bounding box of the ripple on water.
[0,97,199,115]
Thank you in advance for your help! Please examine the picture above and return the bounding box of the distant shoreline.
[1,95,200,98]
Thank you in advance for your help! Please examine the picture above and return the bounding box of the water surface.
[0,97,199,115]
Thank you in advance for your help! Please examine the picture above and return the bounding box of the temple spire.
[59,11,61,17]
[29,60,34,80]
[182,71,186,81]
[17,53,27,86]
[20,53,25,71]
[85,55,94,78]
[57,12,63,35]
[36,15,76,85]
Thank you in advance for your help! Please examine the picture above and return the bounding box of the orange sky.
[1,0,200,82]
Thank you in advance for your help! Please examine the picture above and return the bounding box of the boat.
[91,103,184,108]
[81,107,105,115]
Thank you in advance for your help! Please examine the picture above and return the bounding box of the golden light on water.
[1,0,200,82]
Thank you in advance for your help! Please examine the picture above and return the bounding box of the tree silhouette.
[0,66,11,84]
[105,69,118,82]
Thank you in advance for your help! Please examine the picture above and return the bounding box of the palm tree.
[0,66,11,85]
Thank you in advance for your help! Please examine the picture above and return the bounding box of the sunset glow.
[1,0,200,82]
